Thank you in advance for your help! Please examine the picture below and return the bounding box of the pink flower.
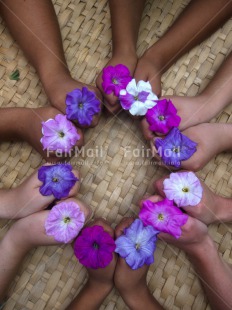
[139,199,188,239]
[45,201,85,243]
[146,99,181,134]
[102,64,132,97]
[40,114,80,153]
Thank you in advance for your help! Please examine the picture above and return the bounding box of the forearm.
[66,280,112,310]
[120,286,163,310]
[147,0,232,72]
[187,237,232,310]
[0,232,27,301]
[0,0,68,81]
[109,0,146,56]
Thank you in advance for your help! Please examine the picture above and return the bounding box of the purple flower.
[119,79,158,116]
[38,164,78,199]
[40,114,80,152]
[74,225,116,269]
[115,219,158,270]
[163,172,203,207]
[146,99,181,134]
[45,201,85,243]
[66,87,101,126]
[155,127,197,168]
[139,199,188,239]
[102,64,132,97]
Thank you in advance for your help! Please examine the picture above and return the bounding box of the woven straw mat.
[0,0,232,309]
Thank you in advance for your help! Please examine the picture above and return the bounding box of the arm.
[187,237,232,310]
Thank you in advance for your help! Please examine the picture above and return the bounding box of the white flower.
[119,79,158,116]
[163,172,203,207]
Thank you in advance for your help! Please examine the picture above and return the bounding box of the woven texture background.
[0,0,232,309]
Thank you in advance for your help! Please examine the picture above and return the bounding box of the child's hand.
[1,165,80,220]
[66,219,116,310]
[114,217,163,310]
[153,174,219,225]
[96,55,137,114]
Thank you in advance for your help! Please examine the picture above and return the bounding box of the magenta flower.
[74,225,116,269]
[139,199,188,239]
[38,164,78,199]
[102,64,132,97]
[163,172,203,207]
[45,201,85,243]
[146,99,181,134]
[40,114,80,153]
[66,87,101,126]
[155,127,197,168]
[115,219,158,270]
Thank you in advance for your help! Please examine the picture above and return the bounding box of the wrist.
[112,47,137,60]
[185,234,215,260]
[119,284,153,310]
[87,279,113,303]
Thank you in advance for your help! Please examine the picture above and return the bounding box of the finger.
[158,232,175,243]
[139,195,163,209]
[88,218,114,238]
[153,176,168,197]
[134,66,149,83]
[140,117,155,141]
[103,99,122,115]
[115,217,135,238]
[148,75,162,98]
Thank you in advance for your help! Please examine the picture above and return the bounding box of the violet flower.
[139,199,188,239]
[74,225,116,269]
[102,64,132,97]
[38,164,78,199]
[119,79,158,116]
[40,114,80,153]
[146,99,181,134]
[155,127,197,168]
[45,201,85,243]
[163,171,203,207]
[66,87,101,126]
[115,219,158,270]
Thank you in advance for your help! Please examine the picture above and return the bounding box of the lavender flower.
[139,199,188,239]
[146,99,181,134]
[66,87,101,126]
[119,79,158,116]
[74,225,116,269]
[115,219,158,270]
[38,164,78,199]
[40,114,80,152]
[45,201,85,243]
[102,64,132,97]
[155,127,197,168]
[163,172,203,207]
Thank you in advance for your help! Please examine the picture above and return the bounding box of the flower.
[146,99,181,134]
[40,114,80,152]
[119,79,158,116]
[66,87,101,126]
[38,164,78,199]
[45,201,85,243]
[74,225,116,269]
[102,64,132,97]
[163,171,203,207]
[115,219,158,270]
[139,199,188,239]
[154,127,197,168]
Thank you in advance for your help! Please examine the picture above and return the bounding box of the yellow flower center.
[158,213,164,220]
[182,187,189,193]
[135,243,140,250]
[78,102,83,109]
[63,217,71,224]
[112,78,118,85]
[59,131,65,138]
[172,146,180,153]
[158,115,165,121]
[52,177,59,182]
